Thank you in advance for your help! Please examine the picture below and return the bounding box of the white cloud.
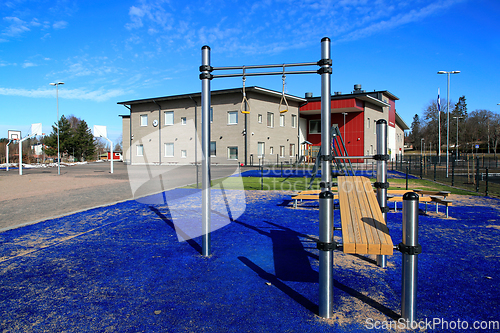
[2,17,31,37]
[0,87,127,102]
[53,20,68,29]
[22,62,37,68]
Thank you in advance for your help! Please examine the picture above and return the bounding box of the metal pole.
[201,45,212,256]
[401,192,420,323]
[451,158,455,186]
[110,138,114,174]
[406,166,409,190]
[57,84,60,176]
[376,119,388,267]
[19,139,23,176]
[318,37,333,319]
[486,168,489,196]
[476,157,480,193]
[6,142,10,171]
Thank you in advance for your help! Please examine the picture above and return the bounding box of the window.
[140,115,148,127]
[181,150,187,158]
[137,144,144,156]
[181,117,187,125]
[227,146,238,160]
[210,107,213,123]
[280,146,285,158]
[292,115,297,128]
[270,147,274,155]
[367,117,370,128]
[165,143,174,157]
[309,120,321,134]
[227,111,238,125]
[258,114,263,123]
[210,141,216,157]
[258,142,265,157]
[267,112,274,128]
[290,144,295,157]
[165,111,174,125]
[374,120,377,134]
[280,114,285,127]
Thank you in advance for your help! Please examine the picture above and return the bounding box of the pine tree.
[43,115,74,158]
[74,120,96,161]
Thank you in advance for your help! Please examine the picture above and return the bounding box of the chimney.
[305,92,313,98]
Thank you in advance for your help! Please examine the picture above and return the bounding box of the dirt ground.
[0,162,132,231]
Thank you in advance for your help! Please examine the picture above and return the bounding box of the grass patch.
[186,176,476,195]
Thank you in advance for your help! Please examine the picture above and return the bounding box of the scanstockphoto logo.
[125,119,246,242]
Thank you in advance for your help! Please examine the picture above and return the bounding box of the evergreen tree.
[74,120,96,161]
[43,115,74,157]
[409,114,421,149]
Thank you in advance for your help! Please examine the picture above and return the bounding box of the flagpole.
[437,88,441,164]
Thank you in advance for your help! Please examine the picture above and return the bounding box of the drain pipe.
[153,100,162,165]
[122,105,132,165]
[189,95,199,189]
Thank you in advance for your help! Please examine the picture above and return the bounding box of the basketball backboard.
[7,130,21,141]
[93,125,107,138]
[31,123,43,136]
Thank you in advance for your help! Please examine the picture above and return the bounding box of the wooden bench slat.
[338,179,356,254]
[355,177,381,255]
[338,176,393,256]
[362,177,393,255]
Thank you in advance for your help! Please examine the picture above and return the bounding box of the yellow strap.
[278,72,288,113]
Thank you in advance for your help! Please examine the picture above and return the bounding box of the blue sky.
[1,0,499,144]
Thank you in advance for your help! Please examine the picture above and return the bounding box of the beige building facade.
[119,87,305,165]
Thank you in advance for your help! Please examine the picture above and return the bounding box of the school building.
[117,84,408,166]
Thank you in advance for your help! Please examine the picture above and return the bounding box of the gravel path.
[0,162,132,231]
[0,162,240,231]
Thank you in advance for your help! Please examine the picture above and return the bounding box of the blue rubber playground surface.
[1,189,499,332]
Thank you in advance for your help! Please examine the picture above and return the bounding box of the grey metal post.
[318,37,333,319]
[401,192,420,323]
[201,45,212,256]
[376,119,388,267]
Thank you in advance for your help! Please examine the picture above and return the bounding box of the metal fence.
[393,154,500,197]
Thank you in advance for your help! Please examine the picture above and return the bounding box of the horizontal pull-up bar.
[213,62,318,71]
[213,70,318,79]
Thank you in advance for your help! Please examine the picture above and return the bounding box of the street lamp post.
[437,71,460,177]
[342,112,347,140]
[453,116,463,158]
[50,82,64,175]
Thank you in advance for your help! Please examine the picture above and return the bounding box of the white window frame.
[227,111,238,125]
[279,146,285,158]
[165,143,174,157]
[258,142,265,158]
[367,117,370,129]
[181,150,187,158]
[280,114,285,127]
[164,111,174,126]
[309,119,321,134]
[140,115,148,127]
[227,146,238,160]
[270,147,274,155]
[258,114,263,123]
[137,144,144,156]
[292,115,297,128]
[181,117,187,125]
[267,112,274,128]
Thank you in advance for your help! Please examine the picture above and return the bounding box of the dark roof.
[117,86,306,106]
